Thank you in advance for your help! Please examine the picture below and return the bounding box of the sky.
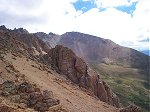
[0,0,149,51]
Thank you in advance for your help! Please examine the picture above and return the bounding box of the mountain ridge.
[35,31,149,69]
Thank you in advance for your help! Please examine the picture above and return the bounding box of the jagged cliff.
[43,45,120,107]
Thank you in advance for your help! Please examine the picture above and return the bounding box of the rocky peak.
[36,32,49,39]
[0,25,7,31]
[35,32,60,48]
[13,28,29,34]
[44,45,120,107]
[0,25,28,34]
[49,32,57,36]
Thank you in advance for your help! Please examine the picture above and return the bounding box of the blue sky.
[73,0,97,12]
[116,1,138,15]
[0,0,149,51]
[73,0,138,15]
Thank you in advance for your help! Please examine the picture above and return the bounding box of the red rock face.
[46,45,120,107]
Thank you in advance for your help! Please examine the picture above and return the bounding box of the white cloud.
[0,0,149,50]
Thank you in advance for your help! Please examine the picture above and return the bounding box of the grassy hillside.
[92,63,150,112]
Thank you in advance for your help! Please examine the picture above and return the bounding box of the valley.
[92,64,149,112]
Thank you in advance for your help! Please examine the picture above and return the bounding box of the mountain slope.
[0,25,125,112]
[1,51,118,112]
[58,32,149,69]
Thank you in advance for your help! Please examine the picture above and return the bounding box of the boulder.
[17,81,34,93]
[1,80,16,95]
[43,90,53,100]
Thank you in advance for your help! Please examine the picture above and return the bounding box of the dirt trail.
[5,54,118,112]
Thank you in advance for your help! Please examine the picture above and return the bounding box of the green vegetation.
[92,63,150,112]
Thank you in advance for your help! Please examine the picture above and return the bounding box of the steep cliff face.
[44,45,120,107]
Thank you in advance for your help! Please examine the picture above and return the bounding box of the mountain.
[58,32,149,68]
[36,31,149,68]
[140,50,150,56]
[1,25,137,112]
[37,31,149,111]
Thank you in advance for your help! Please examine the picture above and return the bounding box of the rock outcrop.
[44,45,120,107]
[13,28,29,34]
[119,105,142,112]
[0,26,51,56]
[0,80,59,112]
[0,25,7,31]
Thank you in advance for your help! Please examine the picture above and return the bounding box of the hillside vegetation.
[92,63,150,112]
